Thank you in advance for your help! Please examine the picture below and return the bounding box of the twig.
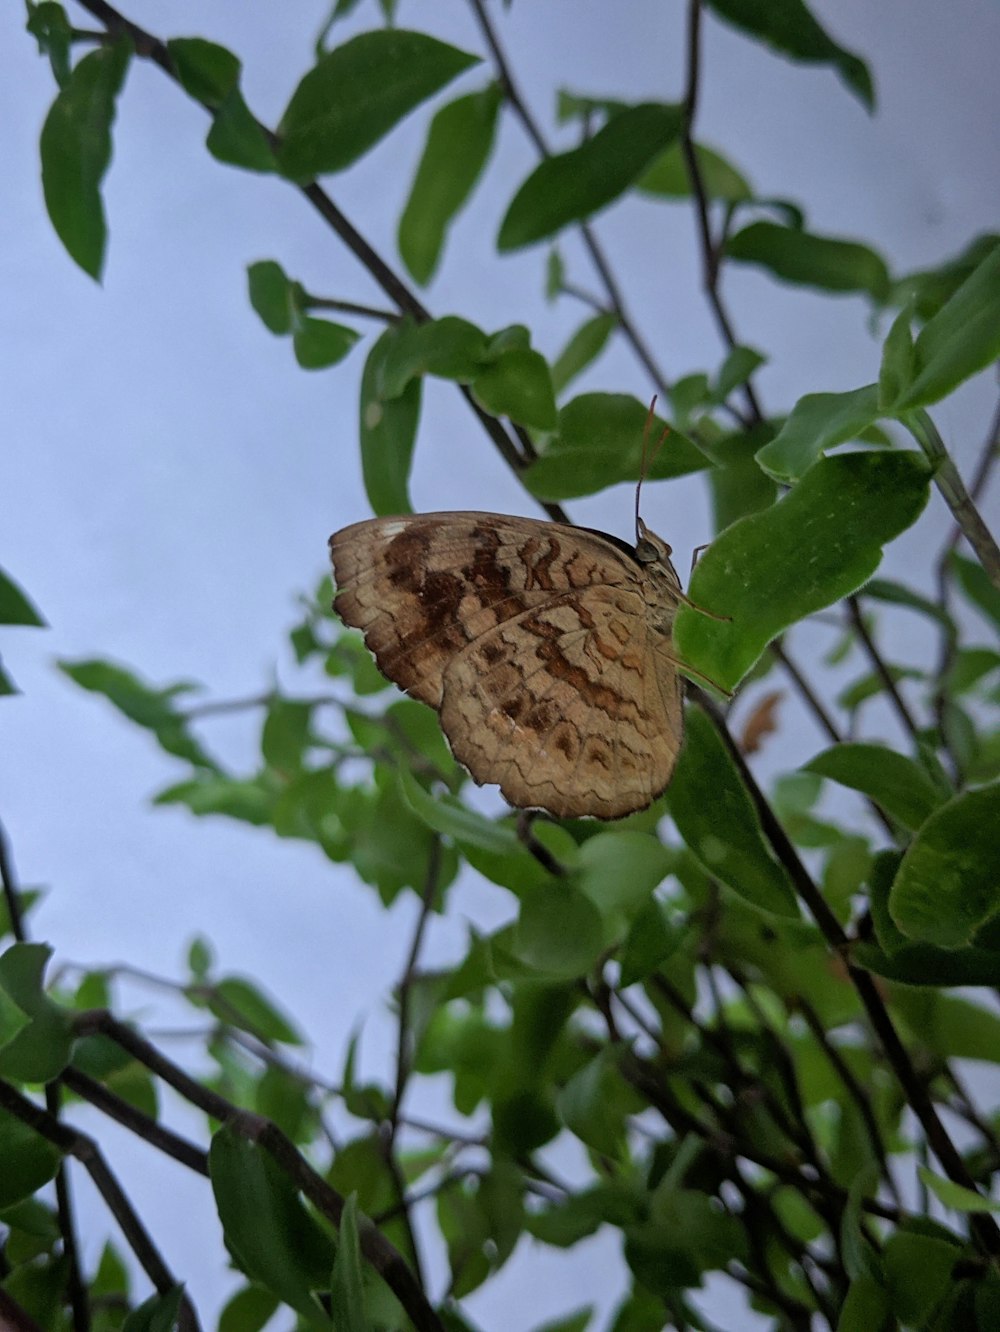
[46,1083,91,1332]
[515,810,569,876]
[845,596,922,744]
[466,0,674,398]
[681,0,763,425]
[0,818,27,942]
[70,1011,446,1332]
[0,1080,202,1332]
[692,690,1000,1256]
[907,408,1000,591]
[60,1066,209,1175]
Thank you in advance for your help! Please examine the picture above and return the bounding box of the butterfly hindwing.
[329,511,685,819]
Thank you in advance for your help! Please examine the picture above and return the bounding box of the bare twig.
[846,596,923,744]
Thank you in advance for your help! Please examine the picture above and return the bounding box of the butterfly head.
[635,517,673,565]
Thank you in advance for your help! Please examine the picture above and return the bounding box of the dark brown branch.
[846,596,922,744]
[0,819,28,942]
[60,1066,209,1175]
[0,1079,202,1332]
[681,0,763,425]
[466,0,674,398]
[69,1012,446,1332]
[45,1083,91,1332]
[692,691,1000,1256]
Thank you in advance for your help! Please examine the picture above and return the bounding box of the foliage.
[5,2,1000,1331]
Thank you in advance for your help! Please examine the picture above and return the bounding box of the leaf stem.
[905,407,1000,590]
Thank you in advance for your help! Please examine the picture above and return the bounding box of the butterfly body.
[329,512,686,819]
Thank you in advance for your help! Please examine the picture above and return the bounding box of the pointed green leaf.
[472,347,557,431]
[951,551,1000,632]
[207,89,277,172]
[278,30,478,178]
[755,384,880,483]
[58,658,218,770]
[330,1194,367,1332]
[620,897,682,987]
[211,977,302,1046]
[893,244,1000,409]
[708,426,778,532]
[918,1167,1000,1214]
[891,233,1000,322]
[675,451,930,689]
[359,327,421,514]
[121,1287,185,1332]
[889,782,1000,947]
[726,222,889,300]
[878,308,915,411]
[40,39,131,278]
[167,37,240,107]
[498,103,683,250]
[0,1108,62,1208]
[514,880,604,978]
[247,260,297,334]
[551,313,618,395]
[557,1047,632,1158]
[397,767,520,856]
[703,0,874,110]
[0,568,46,627]
[293,317,359,369]
[399,85,501,284]
[804,743,944,831]
[667,706,799,916]
[380,316,489,396]
[208,1126,334,1326]
[525,393,708,500]
[26,3,73,88]
[636,139,751,201]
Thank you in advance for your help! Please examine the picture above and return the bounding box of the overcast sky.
[2,1,999,1326]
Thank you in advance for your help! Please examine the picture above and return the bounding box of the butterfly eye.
[635,538,660,564]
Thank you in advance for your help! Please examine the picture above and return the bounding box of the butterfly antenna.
[635,397,672,542]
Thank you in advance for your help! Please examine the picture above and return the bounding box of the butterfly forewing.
[329,512,685,819]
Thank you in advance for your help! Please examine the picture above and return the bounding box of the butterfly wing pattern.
[329,512,685,819]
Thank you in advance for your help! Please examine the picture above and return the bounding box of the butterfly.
[329,508,712,819]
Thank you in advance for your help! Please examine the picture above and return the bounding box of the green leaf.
[891,233,1000,322]
[837,1272,891,1332]
[247,260,297,334]
[755,384,880,483]
[121,1287,185,1332]
[155,772,274,825]
[703,0,874,110]
[951,551,1000,632]
[883,1230,962,1327]
[862,576,955,636]
[551,313,618,396]
[262,699,312,773]
[0,568,46,627]
[893,244,1000,409]
[399,85,501,284]
[380,316,489,396]
[708,426,778,532]
[0,1108,61,1209]
[208,1126,334,1326]
[675,451,930,689]
[726,222,889,301]
[58,658,218,770]
[293,317,359,369]
[218,1286,280,1332]
[557,1047,631,1158]
[167,37,240,108]
[397,768,520,856]
[207,89,277,172]
[636,139,751,202]
[514,881,604,978]
[330,1194,367,1332]
[210,977,302,1046]
[0,943,74,1082]
[26,3,73,88]
[714,345,766,401]
[278,30,478,178]
[889,782,1000,947]
[524,393,708,501]
[917,1167,1000,1214]
[359,327,421,514]
[498,103,684,250]
[667,706,799,916]
[877,308,915,411]
[620,897,682,987]
[472,347,557,431]
[39,38,131,279]
[576,832,672,929]
[804,743,944,831]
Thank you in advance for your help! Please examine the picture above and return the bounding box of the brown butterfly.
[329,508,710,819]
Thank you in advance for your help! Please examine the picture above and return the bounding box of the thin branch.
[907,408,1000,590]
[681,0,763,425]
[466,0,674,398]
[770,640,842,745]
[845,596,923,744]
[0,819,28,942]
[306,295,402,323]
[516,810,570,876]
[693,691,1000,1256]
[69,1011,446,1332]
[0,1080,202,1332]
[45,1083,91,1332]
